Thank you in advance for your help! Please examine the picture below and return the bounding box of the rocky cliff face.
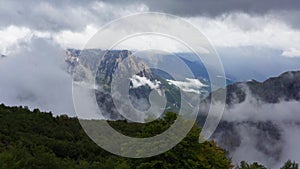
[65,49,182,121]
[95,50,154,90]
[65,48,105,76]
[94,50,162,120]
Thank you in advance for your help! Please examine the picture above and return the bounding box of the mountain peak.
[224,70,300,104]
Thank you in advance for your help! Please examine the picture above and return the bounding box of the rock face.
[95,50,154,90]
[65,49,182,121]
[95,50,161,120]
[65,48,105,76]
[66,49,156,87]
[66,49,156,120]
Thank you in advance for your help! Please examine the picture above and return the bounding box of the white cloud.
[0,37,75,116]
[0,1,300,58]
[0,2,152,53]
[1,11,300,58]
[282,48,300,57]
[49,12,300,58]
[167,78,206,94]
[0,25,52,55]
[53,25,98,49]
[187,13,300,57]
[0,1,149,31]
[210,88,300,168]
[0,24,99,54]
[0,26,31,54]
[130,75,161,89]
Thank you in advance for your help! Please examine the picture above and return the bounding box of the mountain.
[66,49,203,120]
[95,50,167,120]
[220,71,300,105]
[178,56,235,85]
[95,50,155,90]
[200,71,300,166]
[66,49,156,120]
[177,56,209,80]
[65,48,105,76]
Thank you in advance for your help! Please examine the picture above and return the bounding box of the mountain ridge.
[207,70,300,105]
[205,70,300,167]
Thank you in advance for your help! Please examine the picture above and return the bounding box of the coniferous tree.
[281,160,299,169]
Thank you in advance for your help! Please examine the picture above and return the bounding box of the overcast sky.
[0,0,300,56]
[0,0,300,114]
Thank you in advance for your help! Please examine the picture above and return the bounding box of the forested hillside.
[0,104,231,169]
[0,104,297,168]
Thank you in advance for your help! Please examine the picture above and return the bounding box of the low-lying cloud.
[130,75,161,90]
[0,37,75,116]
[214,89,300,168]
[167,78,206,94]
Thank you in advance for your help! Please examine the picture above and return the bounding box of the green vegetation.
[235,161,267,169]
[0,103,231,169]
[234,160,299,169]
[280,160,299,169]
[0,103,298,168]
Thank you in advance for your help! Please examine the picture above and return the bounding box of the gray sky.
[1,0,300,56]
[1,0,300,30]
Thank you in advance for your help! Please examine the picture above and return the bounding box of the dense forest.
[0,103,298,169]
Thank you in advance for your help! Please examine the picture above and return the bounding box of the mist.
[0,37,75,116]
[213,88,300,168]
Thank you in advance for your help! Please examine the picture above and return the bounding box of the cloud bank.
[0,37,75,116]
[167,78,206,94]
[214,90,300,168]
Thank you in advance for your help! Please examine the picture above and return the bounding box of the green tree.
[281,160,299,169]
[235,161,267,169]
[0,103,233,169]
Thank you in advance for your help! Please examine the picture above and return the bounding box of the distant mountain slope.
[222,71,300,104]
[67,49,160,120]
[66,49,210,121]
[199,70,300,167]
